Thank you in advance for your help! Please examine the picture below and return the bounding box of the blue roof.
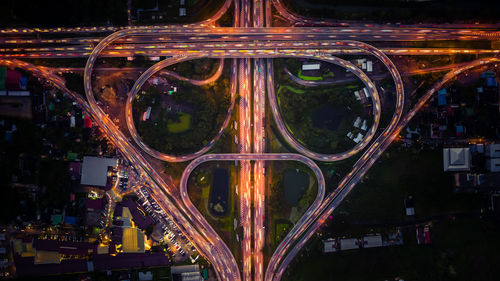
[438,89,447,95]
[438,94,447,106]
[20,76,27,87]
[456,125,464,133]
[65,216,78,225]
[5,131,12,142]
[486,77,498,87]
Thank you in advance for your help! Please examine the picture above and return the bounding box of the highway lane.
[253,2,266,280]
[239,2,254,279]
[253,58,266,281]
[81,25,375,281]
[2,26,500,47]
[270,56,500,281]
[82,25,400,281]
[12,23,488,278]
[265,41,406,281]
[6,3,499,280]
[84,33,241,281]
[4,39,499,59]
[0,58,239,281]
[238,57,253,281]
[178,153,325,281]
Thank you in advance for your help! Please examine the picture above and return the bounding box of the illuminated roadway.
[4,55,498,281]
[268,57,500,281]
[178,153,325,281]
[124,56,237,162]
[2,1,500,280]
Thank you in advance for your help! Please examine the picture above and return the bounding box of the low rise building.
[302,62,320,71]
[362,234,383,248]
[80,156,118,188]
[353,133,364,144]
[171,265,202,281]
[322,238,338,253]
[486,158,500,172]
[339,238,360,251]
[486,144,500,158]
[443,147,471,172]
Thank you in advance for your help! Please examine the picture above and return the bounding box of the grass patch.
[275,220,293,246]
[334,148,482,225]
[196,171,210,187]
[286,218,500,281]
[167,113,191,133]
[298,69,323,81]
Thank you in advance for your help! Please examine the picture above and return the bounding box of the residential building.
[339,238,359,251]
[362,234,383,248]
[486,144,500,158]
[322,238,338,253]
[171,265,202,281]
[486,158,500,172]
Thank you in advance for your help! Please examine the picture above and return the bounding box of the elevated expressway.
[4,52,497,281]
[2,0,500,280]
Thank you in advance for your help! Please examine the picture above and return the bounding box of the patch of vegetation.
[297,69,323,81]
[275,220,293,246]
[331,148,481,228]
[268,161,318,251]
[275,58,369,154]
[167,112,191,133]
[167,58,222,80]
[285,217,500,281]
[133,60,231,155]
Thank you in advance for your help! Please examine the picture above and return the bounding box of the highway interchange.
[2,0,500,280]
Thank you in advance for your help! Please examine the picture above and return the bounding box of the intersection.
[1,0,500,280]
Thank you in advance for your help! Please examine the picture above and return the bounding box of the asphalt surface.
[4,1,500,281]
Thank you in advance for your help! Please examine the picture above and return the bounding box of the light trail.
[5,2,500,281]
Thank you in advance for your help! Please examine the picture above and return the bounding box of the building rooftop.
[339,238,359,251]
[362,235,383,248]
[443,148,471,172]
[122,227,145,253]
[80,156,118,187]
[172,265,202,281]
[322,238,338,253]
[86,198,104,210]
[486,158,500,172]
[486,144,500,158]
[171,265,200,274]
[34,239,94,256]
[120,199,154,230]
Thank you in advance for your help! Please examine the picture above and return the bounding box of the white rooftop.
[486,144,500,158]
[322,238,338,253]
[302,62,320,70]
[353,133,364,143]
[80,156,118,187]
[443,148,471,172]
[486,158,500,172]
[363,235,383,248]
[340,238,359,250]
[353,117,362,128]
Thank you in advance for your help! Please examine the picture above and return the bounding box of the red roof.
[83,115,92,128]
